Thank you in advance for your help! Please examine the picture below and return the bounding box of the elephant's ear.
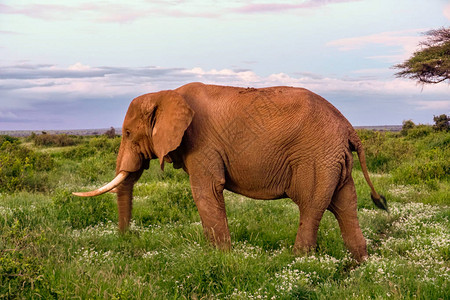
[151,91,194,170]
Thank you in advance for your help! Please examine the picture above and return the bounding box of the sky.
[1,0,449,130]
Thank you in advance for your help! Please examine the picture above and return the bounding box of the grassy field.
[0,128,449,299]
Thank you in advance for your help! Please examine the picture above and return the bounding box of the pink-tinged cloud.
[0,0,362,23]
[0,2,148,23]
[0,2,220,23]
[0,3,74,20]
[327,29,425,61]
[0,30,22,35]
[231,0,360,14]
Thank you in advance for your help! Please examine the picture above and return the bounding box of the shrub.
[433,114,449,131]
[356,130,414,173]
[32,133,78,147]
[0,250,57,299]
[393,158,449,184]
[61,136,120,161]
[406,125,433,139]
[401,119,415,136]
[88,136,121,153]
[104,127,117,138]
[61,144,97,160]
[0,141,54,192]
[392,148,450,184]
[418,130,450,149]
[0,135,19,145]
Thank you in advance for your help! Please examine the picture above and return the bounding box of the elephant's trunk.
[117,179,133,232]
[72,171,129,197]
[116,169,144,232]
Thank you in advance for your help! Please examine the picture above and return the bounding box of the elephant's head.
[73,90,194,231]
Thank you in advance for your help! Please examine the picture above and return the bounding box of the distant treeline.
[0,128,122,137]
[1,126,402,137]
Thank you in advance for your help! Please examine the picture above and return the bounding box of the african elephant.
[74,82,387,262]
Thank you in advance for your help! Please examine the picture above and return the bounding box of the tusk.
[72,171,129,197]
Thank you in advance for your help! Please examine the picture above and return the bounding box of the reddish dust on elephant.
[74,82,388,262]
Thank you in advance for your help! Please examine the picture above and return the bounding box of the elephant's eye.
[125,130,131,138]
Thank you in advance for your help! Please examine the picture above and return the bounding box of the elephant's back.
[177,82,354,145]
[177,83,349,123]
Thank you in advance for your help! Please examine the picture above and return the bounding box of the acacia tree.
[394,27,450,84]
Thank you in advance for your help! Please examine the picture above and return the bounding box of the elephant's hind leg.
[288,170,337,256]
[328,176,368,262]
[293,205,328,255]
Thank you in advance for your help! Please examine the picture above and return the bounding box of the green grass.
[1,129,449,299]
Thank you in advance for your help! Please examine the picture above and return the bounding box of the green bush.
[32,133,79,147]
[392,148,450,184]
[0,141,54,192]
[88,136,121,152]
[61,144,97,160]
[0,135,19,145]
[401,119,415,136]
[355,130,413,173]
[61,136,121,161]
[0,250,57,299]
[406,124,433,139]
[433,114,449,131]
[417,130,450,150]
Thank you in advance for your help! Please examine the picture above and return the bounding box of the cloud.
[0,0,361,23]
[231,0,359,14]
[0,63,186,81]
[0,30,22,35]
[327,29,424,61]
[0,2,173,22]
[0,3,73,20]
[1,62,449,129]
[0,111,22,122]
[2,62,449,104]
[415,100,450,112]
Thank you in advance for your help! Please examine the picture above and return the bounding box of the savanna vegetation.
[0,124,449,299]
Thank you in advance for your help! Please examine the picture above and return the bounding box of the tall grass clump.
[52,189,116,229]
[0,138,54,192]
[133,180,198,226]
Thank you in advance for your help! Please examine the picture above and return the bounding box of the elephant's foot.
[346,238,368,262]
[204,226,231,251]
[293,208,325,258]
[292,244,316,256]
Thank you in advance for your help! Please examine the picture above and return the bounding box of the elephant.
[74,82,387,262]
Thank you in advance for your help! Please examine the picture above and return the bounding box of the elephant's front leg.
[189,172,231,250]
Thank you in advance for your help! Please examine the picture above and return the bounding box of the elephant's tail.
[349,131,389,212]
